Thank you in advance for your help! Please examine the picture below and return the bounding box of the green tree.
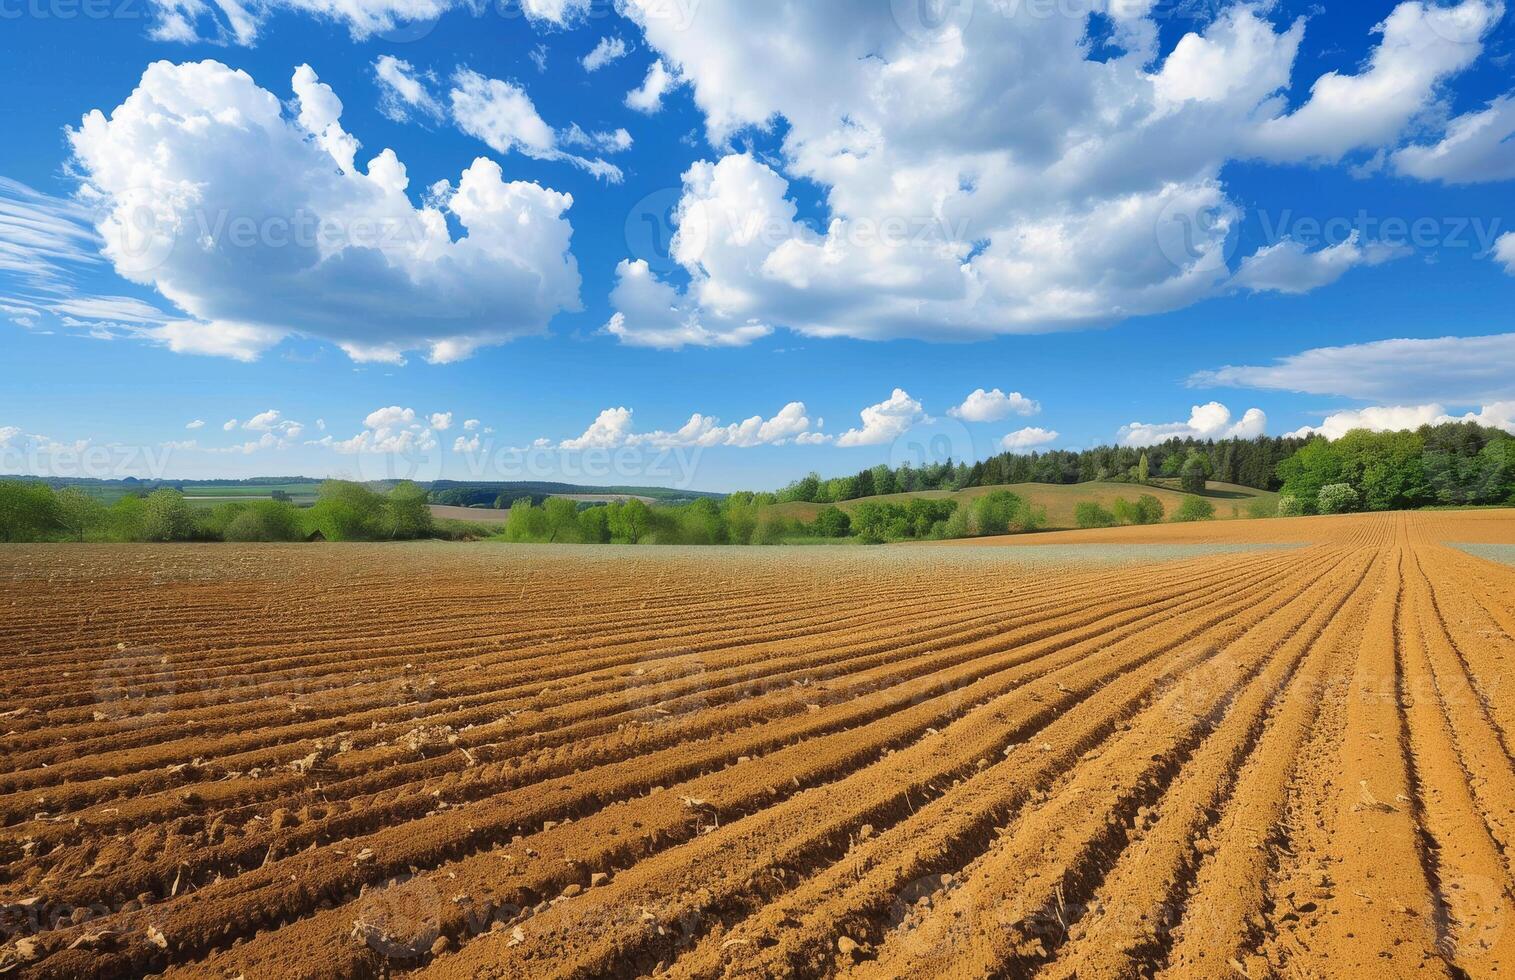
[383,482,434,540]
[224,501,304,541]
[577,506,611,543]
[305,481,387,540]
[55,487,106,541]
[970,490,1026,537]
[1317,483,1359,515]
[1334,429,1426,510]
[607,498,652,543]
[141,489,196,542]
[1172,497,1216,522]
[1137,453,1150,484]
[1075,501,1117,528]
[542,497,582,543]
[1179,450,1213,494]
[812,505,852,538]
[504,499,549,542]
[1475,439,1515,503]
[1276,440,1342,513]
[0,481,61,542]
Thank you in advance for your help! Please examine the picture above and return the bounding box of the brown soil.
[1,509,1513,978]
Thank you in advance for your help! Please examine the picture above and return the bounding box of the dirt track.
[2,510,1514,978]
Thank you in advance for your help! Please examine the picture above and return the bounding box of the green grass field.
[766,481,1278,530]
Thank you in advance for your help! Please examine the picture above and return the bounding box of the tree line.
[776,435,1314,503]
[0,480,460,543]
[1275,422,1515,514]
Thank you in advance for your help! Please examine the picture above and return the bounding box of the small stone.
[590,872,609,887]
[430,935,452,956]
[561,883,583,899]
[837,936,860,957]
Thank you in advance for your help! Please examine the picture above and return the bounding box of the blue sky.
[2,0,1514,491]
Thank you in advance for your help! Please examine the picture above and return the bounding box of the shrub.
[0,481,62,542]
[1111,494,1164,525]
[223,501,304,542]
[141,489,197,542]
[1179,451,1213,494]
[754,514,795,545]
[304,481,387,541]
[812,505,851,538]
[1074,501,1117,529]
[970,491,1027,537]
[578,506,611,543]
[55,487,106,541]
[1277,495,1305,518]
[382,482,434,540]
[1317,483,1359,515]
[1246,497,1275,519]
[1172,497,1216,523]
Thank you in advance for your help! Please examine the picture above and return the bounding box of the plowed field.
[3,509,1515,978]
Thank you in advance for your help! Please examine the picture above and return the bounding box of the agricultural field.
[2,510,1515,978]
[179,483,321,507]
[769,480,1278,529]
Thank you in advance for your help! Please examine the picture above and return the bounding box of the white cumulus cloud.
[1119,402,1268,447]
[557,402,826,449]
[560,407,635,450]
[67,61,582,366]
[374,56,444,124]
[625,59,676,113]
[449,69,623,182]
[582,36,628,72]
[948,388,1040,423]
[1000,427,1060,451]
[1495,234,1515,276]
[1247,1,1502,163]
[1394,94,1515,184]
[602,0,1501,350]
[1232,235,1408,295]
[835,389,925,448]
